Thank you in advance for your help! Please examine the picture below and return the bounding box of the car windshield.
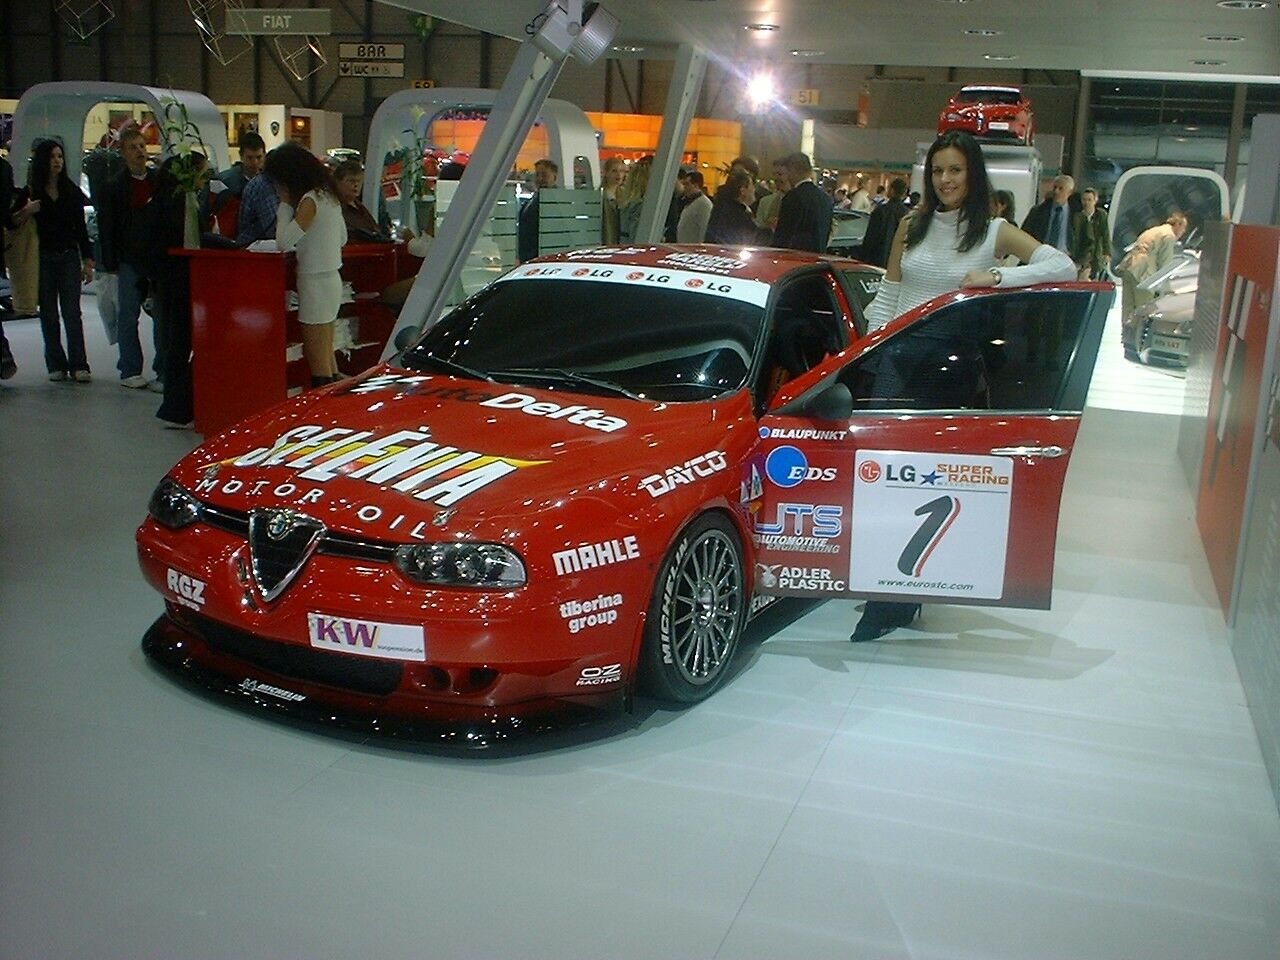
[402,277,766,402]
[956,89,1021,105]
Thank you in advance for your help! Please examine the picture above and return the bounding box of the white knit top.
[864,208,1076,332]
[897,209,1001,315]
[277,189,347,275]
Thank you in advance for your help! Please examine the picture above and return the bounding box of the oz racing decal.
[222,425,547,508]
[576,663,622,686]
[849,450,1012,599]
[495,263,770,307]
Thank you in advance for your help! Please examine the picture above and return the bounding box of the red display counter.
[176,244,418,435]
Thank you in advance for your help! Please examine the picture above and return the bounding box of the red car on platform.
[138,245,1111,745]
[938,85,1035,144]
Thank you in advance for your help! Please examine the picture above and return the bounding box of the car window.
[757,271,848,405]
[834,267,883,337]
[404,278,766,402]
[956,89,1022,105]
[837,290,1095,412]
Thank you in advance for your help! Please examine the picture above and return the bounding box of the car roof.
[532,244,868,284]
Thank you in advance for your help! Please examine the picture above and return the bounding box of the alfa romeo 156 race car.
[138,244,1112,744]
[938,85,1035,145]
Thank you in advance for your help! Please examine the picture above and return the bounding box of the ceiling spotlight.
[747,71,777,107]
[983,53,1017,60]
[745,22,779,31]
[611,44,645,53]
[935,0,976,4]
[1201,34,1245,41]
[1217,0,1269,8]
[1191,58,1227,65]
[964,28,1002,36]
[789,49,824,57]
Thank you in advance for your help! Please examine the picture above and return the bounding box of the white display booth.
[11,82,230,185]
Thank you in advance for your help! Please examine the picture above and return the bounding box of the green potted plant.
[158,96,213,247]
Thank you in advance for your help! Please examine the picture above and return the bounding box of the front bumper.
[142,611,625,748]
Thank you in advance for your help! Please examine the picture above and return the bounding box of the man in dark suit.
[859,177,908,267]
[518,158,558,263]
[772,152,833,253]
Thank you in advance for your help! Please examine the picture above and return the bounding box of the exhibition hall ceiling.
[382,0,1280,77]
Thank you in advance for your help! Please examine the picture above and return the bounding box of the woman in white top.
[855,130,1076,643]
[264,143,348,386]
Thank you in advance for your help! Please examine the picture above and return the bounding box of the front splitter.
[141,615,627,750]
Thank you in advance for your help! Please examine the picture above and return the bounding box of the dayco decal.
[560,593,623,634]
[480,392,627,434]
[639,451,727,498]
[576,663,622,686]
[552,536,640,576]
[238,678,306,703]
[224,425,545,507]
[753,503,843,554]
[166,569,206,609]
[757,564,846,592]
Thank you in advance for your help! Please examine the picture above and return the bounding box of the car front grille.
[200,503,398,563]
[185,612,404,696]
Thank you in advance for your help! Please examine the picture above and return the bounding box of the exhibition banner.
[1195,225,1280,621]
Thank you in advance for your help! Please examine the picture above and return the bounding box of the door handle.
[990,445,1065,458]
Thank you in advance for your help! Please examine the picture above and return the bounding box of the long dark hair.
[993,189,1016,225]
[263,142,338,205]
[30,139,75,198]
[905,130,992,253]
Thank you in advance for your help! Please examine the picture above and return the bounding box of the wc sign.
[848,449,1013,599]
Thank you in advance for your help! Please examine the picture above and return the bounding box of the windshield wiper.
[489,367,644,401]
[403,351,495,382]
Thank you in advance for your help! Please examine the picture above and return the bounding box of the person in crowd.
[666,166,693,242]
[704,169,760,246]
[859,176,908,268]
[772,152,833,253]
[847,177,873,213]
[1075,187,1111,280]
[907,190,922,208]
[265,143,348,387]
[18,140,94,382]
[676,170,712,243]
[992,189,1016,226]
[600,156,625,244]
[4,142,40,320]
[333,159,393,242]
[100,126,158,388]
[834,187,850,211]
[754,157,788,235]
[518,158,558,262]
[236,159,280,245]
[0,155,18,379]
[872,184,888,206]
[855,130,1076,642]
[729,155,767,208]
[148,151,208,427]
[206,131,265,238]
[1116,211,1188,320]
[617,155,651,243]
[1022,175,1082,255]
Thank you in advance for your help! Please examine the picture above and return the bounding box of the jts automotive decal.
[849,450,1012,599]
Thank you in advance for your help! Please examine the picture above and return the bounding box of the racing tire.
[638,513,746,704]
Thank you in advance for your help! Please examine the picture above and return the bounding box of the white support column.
[380,41,565,358]
[633,44,708,244]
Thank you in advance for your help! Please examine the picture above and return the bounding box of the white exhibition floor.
[1,298,1278,960]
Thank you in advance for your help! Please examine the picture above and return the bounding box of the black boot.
[851,602,922,642]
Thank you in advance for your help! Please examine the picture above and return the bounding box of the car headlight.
[148,477,202,529]
[946,112,963,121]
[394,542,526,588]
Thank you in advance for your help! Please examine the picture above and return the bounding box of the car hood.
[173,366,753,540]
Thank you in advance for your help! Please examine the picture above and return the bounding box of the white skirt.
[296,271,342,326]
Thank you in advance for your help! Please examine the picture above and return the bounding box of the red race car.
[938,85,1035,145]
[138,246,1111,745]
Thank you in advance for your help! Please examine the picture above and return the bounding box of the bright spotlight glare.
[747,72,776,106]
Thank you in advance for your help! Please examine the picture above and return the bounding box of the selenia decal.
[849,450,1012,599]
[225,425,546,507]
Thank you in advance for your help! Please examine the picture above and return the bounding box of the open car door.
[751,284,1113,609]
[1108,165,1229,273]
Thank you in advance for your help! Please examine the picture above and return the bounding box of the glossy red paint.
[937,86,1035,145]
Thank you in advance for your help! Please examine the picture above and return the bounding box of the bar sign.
[337,42,405,60]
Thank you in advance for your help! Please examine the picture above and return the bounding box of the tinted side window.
[839,291,1094,411]
[757,272,847,403]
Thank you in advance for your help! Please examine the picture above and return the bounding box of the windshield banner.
[496,263,771,308]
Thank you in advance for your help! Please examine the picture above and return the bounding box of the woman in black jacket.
[704,170,761,246]
[21,140,94,381]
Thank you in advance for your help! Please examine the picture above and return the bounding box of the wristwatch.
[988,267,1002,287]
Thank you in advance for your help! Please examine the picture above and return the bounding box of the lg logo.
[764,446,836,488]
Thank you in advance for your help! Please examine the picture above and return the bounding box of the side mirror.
[803,382,854,420]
